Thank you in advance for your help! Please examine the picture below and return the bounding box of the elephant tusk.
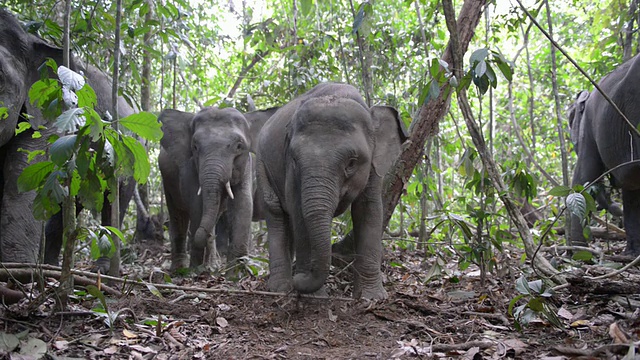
[197,187,201,196]
[225,181,235,200]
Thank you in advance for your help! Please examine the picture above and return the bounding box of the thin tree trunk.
[349,0,372,106]
[544,0,572,250]
[442,0,563,283]
[136,0,153,242]
[109,0,123,278]
[58,0,76,308]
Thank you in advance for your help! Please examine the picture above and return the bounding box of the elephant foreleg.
[164,186,190,271]
[225,164,253,264]
[622,188,640,256]
[350,176,388,300]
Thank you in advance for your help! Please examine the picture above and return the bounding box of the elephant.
[0,9,134,264]
[256,82,408,299]
[567,53,640,256]
[158,107,258,270]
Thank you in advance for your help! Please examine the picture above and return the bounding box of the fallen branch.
[432,340,495,351]
[0,263,354,302]
[0,268,121,297]
[554,343,639,358]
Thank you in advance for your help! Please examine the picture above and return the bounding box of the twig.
[431,340,495,351]
[584,253,640,280]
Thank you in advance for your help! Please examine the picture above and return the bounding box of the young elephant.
[567,54,640,256]
[158,107,253,269]
[257,82,407,299]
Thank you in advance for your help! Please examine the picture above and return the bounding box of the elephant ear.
[159,109,195,165]
[244,107,280,153]
[568,91,590,149]
[370,106,408,176]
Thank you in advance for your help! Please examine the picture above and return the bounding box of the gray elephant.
[257,82,407,299]
[159,107,257,270]
[567,54,640,256]
[0,9,134,264]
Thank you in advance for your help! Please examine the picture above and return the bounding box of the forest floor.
[0,232,639,359]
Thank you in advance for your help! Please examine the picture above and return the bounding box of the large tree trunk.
[381,0,486,228]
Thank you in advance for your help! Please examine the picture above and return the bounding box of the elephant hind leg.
[622,189,640,256]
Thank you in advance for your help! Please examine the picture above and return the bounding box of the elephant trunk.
[193,160,230,262]
[292,173,339,294]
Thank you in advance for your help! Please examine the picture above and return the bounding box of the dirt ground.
[0,234,639,359]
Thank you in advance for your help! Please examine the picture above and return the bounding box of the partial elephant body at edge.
[567,53,640,256]
[0,9,136,265]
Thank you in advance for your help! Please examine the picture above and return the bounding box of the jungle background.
[0,0,639,358]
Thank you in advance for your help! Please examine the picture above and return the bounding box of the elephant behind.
[159,107,260,270]
[568,54,640,256]
[257,82,407,299]
[0,9,135,264]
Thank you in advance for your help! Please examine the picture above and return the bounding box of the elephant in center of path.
[159,106,275,270]
[257,82,408,299]
[567,53,640,256]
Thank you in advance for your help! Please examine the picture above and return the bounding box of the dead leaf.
[104,345,119,354]
[216,317,228,328]
[218,303,231,311]
[609,322,629,344]
[328,309,337,322]
[129,345,157,354]
[502,338,528,355]
[570,319,590,328]
[123,329,137,339]
[272,327,285,333]
[557,307,573,320]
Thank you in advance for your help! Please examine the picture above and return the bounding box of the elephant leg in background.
[259,163,294,292]
[215,213,230,257]
[350,175,387,299]
[0,132,47,263]
[224,163,253,263]
[622,188,640,255]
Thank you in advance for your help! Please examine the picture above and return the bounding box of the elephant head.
[258,82,407,299]
[159,107,253,268]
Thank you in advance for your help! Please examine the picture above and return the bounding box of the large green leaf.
[50,135,78,166]
[566,192,587,221]
[18,161,55,192]
[119,112,162,141]
[43,170,68,203]
[122,135,150,183]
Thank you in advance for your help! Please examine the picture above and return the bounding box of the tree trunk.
[382,0,486,228]
[109,0,123,278]
[443,0,563,283]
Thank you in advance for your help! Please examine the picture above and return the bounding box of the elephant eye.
[345,157,358,177]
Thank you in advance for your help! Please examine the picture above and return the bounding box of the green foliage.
[509,276,562,331]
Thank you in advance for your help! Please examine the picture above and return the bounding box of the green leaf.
[18,161,54,192]
[43,170,68,203]
[119,112,162,141]
[351,1,369,34]
[15,122,32,136]
[0,332,20,353]
[469,47,489,65]
[77,84,98,109]
[548,185,571,197]
[0,107,8,120]
[299,0,313,16]
[145,283,164,299]
[123,135,150,183]
[104,226,126,245]
[29,79,60,110]
[86,284,108,310]
[474,60,487,77]
[566,192,587,221]
[571,250,594,262]
[50,135,77,166]
[55,107,86,133]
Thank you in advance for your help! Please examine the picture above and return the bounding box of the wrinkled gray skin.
[158,108,254,269]
[257,83,407,299]
[0,9,134,264]
[567,54,640,256]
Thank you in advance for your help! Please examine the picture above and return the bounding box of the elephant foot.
[170,254,190,272]
[622,245,640,257]
[268,277,293,294]
[356,284,388,300]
